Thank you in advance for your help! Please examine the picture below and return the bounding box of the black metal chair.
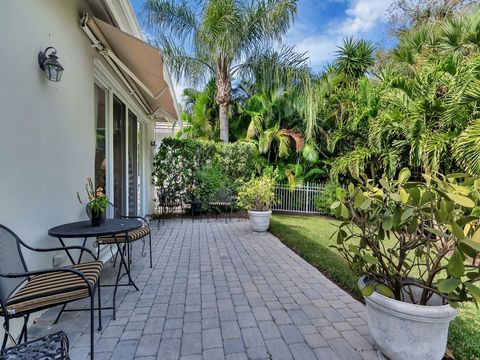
[208,188,235,223]
[0,225,102,359]
[94,202,152,269]
[0,331,69,360]
[156,189,183,228]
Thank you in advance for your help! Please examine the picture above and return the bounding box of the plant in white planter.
[332,169,480,360]
[238,168,277,232]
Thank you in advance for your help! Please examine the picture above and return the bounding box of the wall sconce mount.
[38,47,64,82]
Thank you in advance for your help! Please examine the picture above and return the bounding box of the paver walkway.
[29,219,377,360]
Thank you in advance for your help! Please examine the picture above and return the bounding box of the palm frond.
[330,147,373,180]
[157,33,214,84]
[143,0,198,42]
[453,120,480,175]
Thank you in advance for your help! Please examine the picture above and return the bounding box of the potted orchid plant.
[77,177,108,226]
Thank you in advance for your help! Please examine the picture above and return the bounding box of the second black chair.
[95,202,152,269]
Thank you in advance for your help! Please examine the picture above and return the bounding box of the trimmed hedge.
[153,138,263,200]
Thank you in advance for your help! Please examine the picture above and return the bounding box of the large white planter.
[248,210,272,232]
[358,277,457,360]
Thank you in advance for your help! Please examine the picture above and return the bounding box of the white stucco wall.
[0,0,97,270]
[0,0,165,342]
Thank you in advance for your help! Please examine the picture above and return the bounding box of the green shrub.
[314,182,339,215]
[237,168,277,211]
[153,138,263,199]
[332,169,480,305]
[153,138,215,196]
[194,164,227,203]
[215,141,263,191]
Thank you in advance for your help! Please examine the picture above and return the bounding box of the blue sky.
[130,0,394,94]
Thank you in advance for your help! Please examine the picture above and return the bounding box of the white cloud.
[339,0,391,35]
[285,0,392,70]
[295,35,339,68]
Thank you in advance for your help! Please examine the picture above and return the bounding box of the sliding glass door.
[113,95,127,215]
[128,110,138,216]
[95,83,145,217]
[94,84,106,191]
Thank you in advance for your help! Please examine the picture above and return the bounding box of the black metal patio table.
[48,219,142,321]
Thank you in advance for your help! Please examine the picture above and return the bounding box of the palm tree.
[143,0,298,142]
[335,38,375,80]
[176,84,216,139]
[243,89,304,161]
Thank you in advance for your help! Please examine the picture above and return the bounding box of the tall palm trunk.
[216,59,231,142]
[218,102,229,142]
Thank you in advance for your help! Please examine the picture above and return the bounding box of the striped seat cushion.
[96,227,150,245]
[4,261,103,315]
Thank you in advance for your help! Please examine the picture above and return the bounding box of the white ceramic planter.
[248,210,272,232]
[358,277,457,360]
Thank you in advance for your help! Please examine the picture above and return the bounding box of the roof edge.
[103,0,142,38]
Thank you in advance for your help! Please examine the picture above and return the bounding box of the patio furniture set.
[0,203,152,359]
[156,188,235,227]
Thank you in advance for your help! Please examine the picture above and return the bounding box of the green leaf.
[436,200,448,223]
[448,301,460,308]
[348,183,355,194]
[447,249,465,278]
[401,208,415,222]
[400,188,409,203]
[336,187,346,201]
[466,272,480,280]
[393,207,402,227]
[360,198,372,210]
[407,218,418,235]
[425,227,449,238]
[438,278,462,293]
[410,188,421,205]
[360,284,374,297]
[450,222,466,240]
[460,239,480,252]
[340,204,350,219]
[448,193,475,208]
[473,228,480,242]
[363,254,379,265]
[465,283,480,303]
[382,215,393,230]
[376,284,394,298]
[348,244,359,254]
[398,168,411,184]
[379,178,390,191]
[330,201,340,209]
[353,191,365,208]
[336,230,347,245]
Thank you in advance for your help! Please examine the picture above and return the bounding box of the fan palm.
[143,0,298,142]
[336,38,375,80]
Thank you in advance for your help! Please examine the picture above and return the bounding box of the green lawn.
[269,214,480,360]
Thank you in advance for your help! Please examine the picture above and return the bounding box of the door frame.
[93,58,150,217]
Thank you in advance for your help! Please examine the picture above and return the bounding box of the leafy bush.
[332,169,480,306]
[153,138,262,200]
[314,182,339,215]
[237,168,277,211]
[194,164,227,203]
[215,141,263,191]
[153,138,215,197]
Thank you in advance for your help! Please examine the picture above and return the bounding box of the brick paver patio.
[29,219,377,359]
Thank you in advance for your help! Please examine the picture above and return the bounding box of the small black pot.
[90,210,105,226]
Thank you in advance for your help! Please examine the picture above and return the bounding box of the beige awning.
[81,14,179,121]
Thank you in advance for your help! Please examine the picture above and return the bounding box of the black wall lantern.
[38,47,64,82]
